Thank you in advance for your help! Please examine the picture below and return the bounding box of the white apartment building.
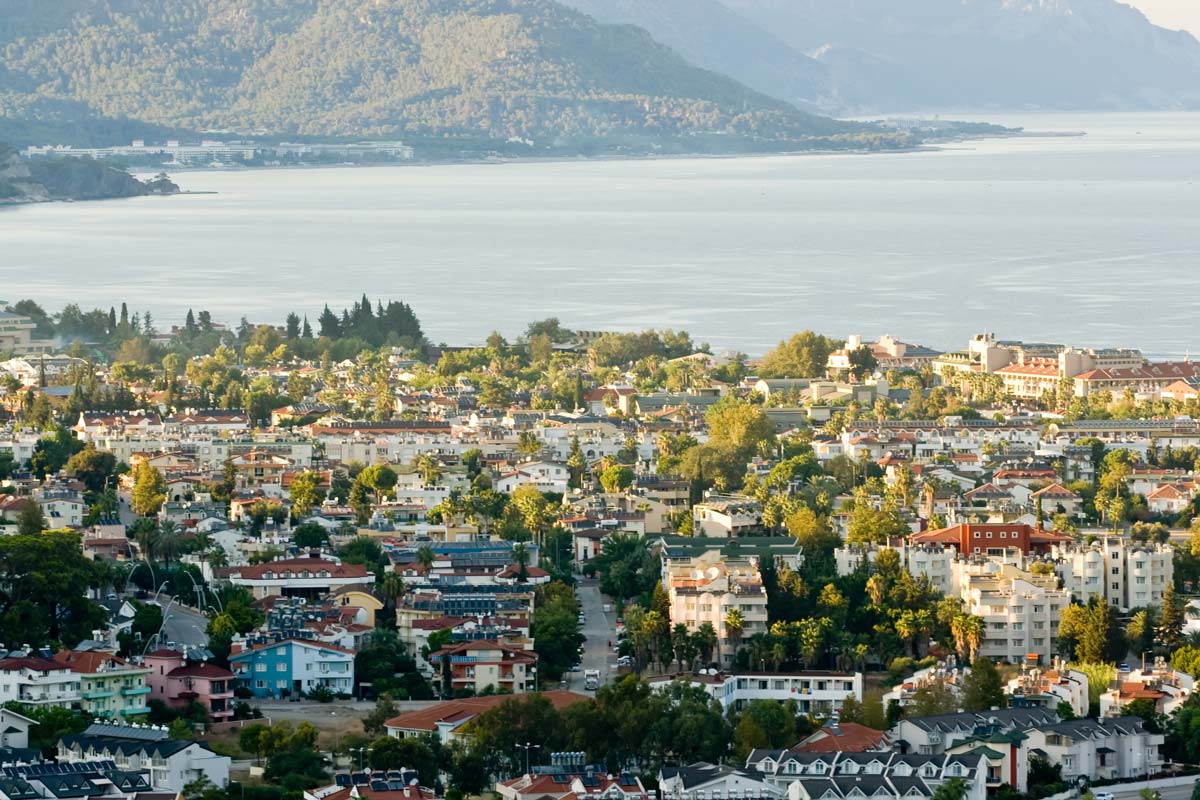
[0,308,53,356]
[1005,659,1090,718]
[835,543,957,594]
[1049,537,1173,612]
[1018,717,1162,789]
[667,552,768,666]
[648,670,862,716]
[692,496,764,538]
[1099,659,1194,718]
[0,656,81,708]
[955,562,1070,663]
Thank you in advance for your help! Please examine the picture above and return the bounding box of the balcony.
[120,706,151,716]
[83,690,115,700]
[121,686,151,696]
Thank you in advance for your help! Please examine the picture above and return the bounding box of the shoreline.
[4,127,1087,204]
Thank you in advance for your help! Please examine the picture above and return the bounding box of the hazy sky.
[1125,0,1200,36]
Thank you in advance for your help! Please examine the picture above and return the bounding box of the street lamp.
[350,746,371,771]
[517,742,540,775]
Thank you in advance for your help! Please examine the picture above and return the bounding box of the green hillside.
[0,0,868,150]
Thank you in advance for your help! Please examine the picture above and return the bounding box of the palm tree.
[952,613,985,663]
[694,622,718,667]
[379,572,404,625]
[135,524,159,565]
[156,521,182,566]
[416,544,435,573]
[895,611,918,657]
[723,608,745,660]
[512,543,530,583]
[866,575,886,606]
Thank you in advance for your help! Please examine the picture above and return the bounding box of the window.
[276,663,287,672]
[255,663,267,673]
[1112,567,1120,575]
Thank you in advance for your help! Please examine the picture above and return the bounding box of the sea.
[3,112,1199,357]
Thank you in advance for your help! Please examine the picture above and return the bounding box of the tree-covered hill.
[0,0,864,149]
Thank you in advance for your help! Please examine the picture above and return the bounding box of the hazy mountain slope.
[0,0,853,145]
[720,0,1200,110]
[555,0,835,110]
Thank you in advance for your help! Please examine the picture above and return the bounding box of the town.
[1,297,1200,800]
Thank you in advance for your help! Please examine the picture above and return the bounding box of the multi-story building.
[143,649,234,721]
[57,720,230,791]
[1098,659,1194,718]
[428,640,537,695]
[1049,537,1173,612]
[54,650,152,719]
[647,670,862,717]
[658,763,780,800]
[229,637,355,699]
[0,656,81,708]
[835,543,956,593]
[954,562,1070,663]
[0,306,53,355]
[1018,717,1162,789]
[744,751,988,800]
[222,557,371,599]
[666,552,768,666]
[912,523,1072,559]
[691,496,764,538]
[890,708,1058,756]
[1005,658,1090,718]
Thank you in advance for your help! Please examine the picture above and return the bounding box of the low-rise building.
[58,720,230,791]
[745,751,987,800]
[1098,659,1194,718]
[384,691,586,743]
[647,670,863,716]
[1005,658,1089,718]
[659,763,780,800]
[222,557,371,599]
[890,708,1058,756]
[1018,717,1162,789]
[691,496,764,538]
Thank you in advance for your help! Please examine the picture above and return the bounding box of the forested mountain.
[0,0,861,149]
[555,0,834,112]
[720,0,1200,111]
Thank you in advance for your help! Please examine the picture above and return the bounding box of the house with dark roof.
[658,763,779,800]
[1018,717,1162,791]
[57,720,230,792]
[744,751,987,800]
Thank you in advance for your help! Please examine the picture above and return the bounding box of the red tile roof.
[384,690,588,733]
[229,558,369,581]
[794,723,889,753]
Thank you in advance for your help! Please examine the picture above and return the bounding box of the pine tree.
[185,309,197,336]
[318,305,340,338]
[107,307,117,334]
[119,303,129,327]
[301,316,313,339]
[285,312,301,340]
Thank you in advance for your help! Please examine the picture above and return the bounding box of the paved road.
[155,601,211,650]
[1109,783,1191,800]
[564,579,617,693]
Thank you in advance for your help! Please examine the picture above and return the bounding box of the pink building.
[143,649,235,721]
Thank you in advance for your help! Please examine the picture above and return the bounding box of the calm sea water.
[3,112,1199,356]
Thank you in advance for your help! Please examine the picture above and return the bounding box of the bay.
[3,112,1199,357]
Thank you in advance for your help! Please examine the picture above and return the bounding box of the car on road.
[571,663,581,672]
[616,656,632,667]
[1092,792,1114,800]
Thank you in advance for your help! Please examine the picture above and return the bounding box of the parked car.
[1093,792,1114,800]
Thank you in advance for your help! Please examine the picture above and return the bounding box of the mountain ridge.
[0,0,869,151]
